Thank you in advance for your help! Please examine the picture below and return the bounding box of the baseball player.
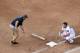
[59,22,75,43]
[10,15,28,44]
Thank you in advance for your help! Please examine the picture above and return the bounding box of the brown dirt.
[0,0,80,53]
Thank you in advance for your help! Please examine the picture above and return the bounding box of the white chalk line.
[32,41,65,53]
[32,35,80,53]
[64,47,80,53]
[32,47,48,53]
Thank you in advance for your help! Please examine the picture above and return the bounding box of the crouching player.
[59,22,76,43]
[10,15,28,44]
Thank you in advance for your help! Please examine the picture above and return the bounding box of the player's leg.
[65,36,74,44]
[12,29,19,43]
[69,34,75,43]
[10,24,19,44]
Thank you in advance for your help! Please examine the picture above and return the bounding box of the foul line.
[32,47,48,53]
[64,47,80,53]
[32,35,80,53]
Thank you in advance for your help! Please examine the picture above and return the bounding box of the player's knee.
[65,37,70,40]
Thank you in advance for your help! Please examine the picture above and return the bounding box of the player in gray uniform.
[10,15,28,44]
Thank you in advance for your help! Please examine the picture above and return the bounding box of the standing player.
[10,15,28,44]
[59,22,76,43]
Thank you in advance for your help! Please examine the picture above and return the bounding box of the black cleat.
[11,41,19,44]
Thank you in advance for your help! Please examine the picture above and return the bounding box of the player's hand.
[14,27,18,30]
[21,30,24,33]
[63,34,69,37]
[21,30,25,33]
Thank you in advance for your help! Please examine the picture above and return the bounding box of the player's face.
[63,24,67,28]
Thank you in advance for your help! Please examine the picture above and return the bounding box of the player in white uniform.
[60,22,75,43]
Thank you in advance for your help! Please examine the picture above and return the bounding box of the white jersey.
[62,26,71,34]
[61,26,75,37]
[61,26,75,43]
[70,28,75,34]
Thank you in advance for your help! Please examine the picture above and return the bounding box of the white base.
[46,41,58,47]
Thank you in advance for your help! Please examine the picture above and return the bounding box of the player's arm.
[20,25,25,33]
[15,21,19,29]
[60,27,64,34]
[59,28,64,36]
[59,30,64,37]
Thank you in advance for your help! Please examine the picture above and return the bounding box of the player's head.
[23,14,28,20]
[63,22,68,28]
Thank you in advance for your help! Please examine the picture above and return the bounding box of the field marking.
[32,40,65,53]
[32,47,48,53]
[32,35,80,53]
[64,47,80,53]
